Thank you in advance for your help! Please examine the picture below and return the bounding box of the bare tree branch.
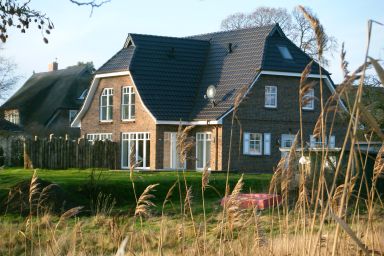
[0,0,53,43]
[69,0,111,16]
[0,49,19,100]
[220,6,338,66]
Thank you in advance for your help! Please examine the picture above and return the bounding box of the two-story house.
[72,24,346,172]
[1,63,93,137]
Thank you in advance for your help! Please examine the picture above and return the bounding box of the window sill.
[99,120,113,124]
[121,119,135,123]
[243,153,263,156]
[302,108,314,111]
[264,106,277,109]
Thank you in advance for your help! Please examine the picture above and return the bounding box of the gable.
[261,30,327,74]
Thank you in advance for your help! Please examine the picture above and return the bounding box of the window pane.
[123,94,129,104]
[122,105,128,119]
[122,140,128,168]
[205,140,211,167]
[101,106,106,120]
[145,139,150,168]
[107,106,113,119]
[130,93,135,118]
[137,140,144,167]
[131,104,135,118]
[101,96,107,106]
[197,139,204,169]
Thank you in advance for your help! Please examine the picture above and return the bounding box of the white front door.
[196,133,211,170]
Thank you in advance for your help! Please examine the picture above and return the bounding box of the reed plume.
[134,184,159,218]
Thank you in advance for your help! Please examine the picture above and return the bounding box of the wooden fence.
[23,137,119,169]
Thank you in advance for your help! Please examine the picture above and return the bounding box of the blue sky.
[2,0,384,98]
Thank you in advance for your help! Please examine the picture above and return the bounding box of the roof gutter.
[156,120,221,125]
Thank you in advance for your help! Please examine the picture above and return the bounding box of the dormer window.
[78,89,88,100]
[277,46,293,60]
[5,109,20,125]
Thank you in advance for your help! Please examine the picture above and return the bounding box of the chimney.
[228,43,233,53]
[48,61,58,71]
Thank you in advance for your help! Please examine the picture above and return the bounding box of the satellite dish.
[205,85,217,107]
[206,85,216,100]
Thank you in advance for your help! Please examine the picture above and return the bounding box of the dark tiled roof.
[188,25,274,120]
[0,118,23,133]
[1,65,93,126]
[97,47,135,74]
[95,24,329,121]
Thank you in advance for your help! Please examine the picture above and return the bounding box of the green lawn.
[0,168,272,215]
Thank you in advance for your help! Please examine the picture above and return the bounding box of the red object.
[221,193,282,210]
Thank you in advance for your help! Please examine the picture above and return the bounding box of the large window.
[121,86,135,120]
[86,133,112,142]
[196,133,211,170]
[310,135,335,148]
[121,132,150,169]
[100,88,113,121]
[302,89,315,110]
[265,86,277,108]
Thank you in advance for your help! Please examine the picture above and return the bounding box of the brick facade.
[80,75,158,169]
[221,74,346,172]
[79,74,345,172]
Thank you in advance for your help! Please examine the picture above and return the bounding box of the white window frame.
[121,132,150,170]
[310,135,335,148]
[281,134,296,148]
[243,132,262,156]
[100,88,113,121]
[121,86,135,121]
[196,132,212,170]
[302,88,315,110]
[69,110,78,123]
[86,133,112,142]
[265,86,277,108]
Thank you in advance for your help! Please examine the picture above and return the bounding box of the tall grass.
[1,6,384,256]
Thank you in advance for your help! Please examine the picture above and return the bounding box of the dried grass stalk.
[341,42,350,78]
[202,166,210,191]
[176,124,195,166]
[373,145,384,184]
[368,57,384,85]
[134,184,159,218]
[298,5,325,58]
[184,186,193,215]
[29,170,39,205]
